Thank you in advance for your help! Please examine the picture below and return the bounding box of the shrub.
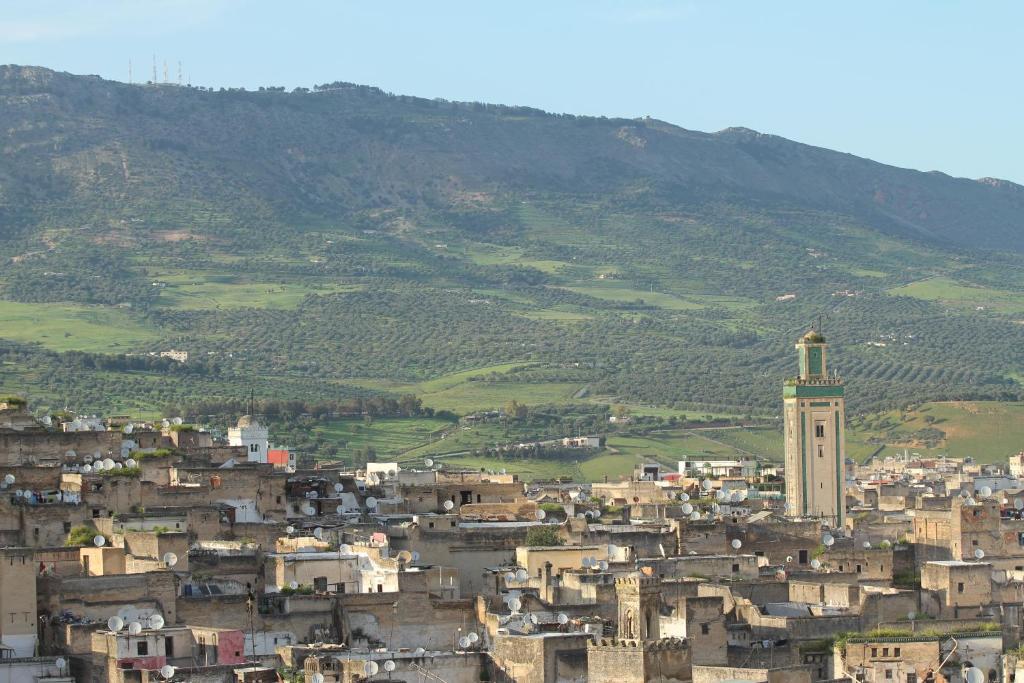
[525,525,563,547]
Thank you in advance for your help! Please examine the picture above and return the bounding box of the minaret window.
[814,423,825,438]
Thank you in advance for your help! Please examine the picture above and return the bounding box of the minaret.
[783,330,846,526]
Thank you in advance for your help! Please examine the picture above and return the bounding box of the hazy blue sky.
[2,1,1021,182]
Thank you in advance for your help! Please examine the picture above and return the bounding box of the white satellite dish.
[974,548,985,560]
[557,613,569,625]
[863,541,872,549]
[424,458,434,468]
[290,581,299,590]
[458,636,470,649]
[107,616,124,632]
[443,500,454,511]
[731,539,742,550]
[412,551,420,562]
[681,503,693,515]
[414,647,426,656]
[908,611,917,621]
[515,568,529,582]
[536,509,546,520]
[304,506,316,516]
[123,424,134,435]
[55,657,67,669]
[125,459,137,468]
[336,504,345,514]
[504,571,516,583]
[286,525,295,534]
[114,462,123,470]
[127,621,142,635]
[162,552,178,567]
[41,415,52,426]
[313,527,324,540]
[979,486,993,498]
[93,535,106,547]
[1016,499,1024,511]
[679,492,689,502]
[509,598,522,612]
[160,664,176,680]
[785,555,793,563]
[823,533,835,547]
[82,464,92,474]
[467,632,479,643]
[311,674,325,683]
[172,417,183,425]
[102,458,115,470]
[607,544,618,556]
[582,557,592,568]
[148,614,165,630]
[65,449,76,459]
[2,474,14,485]
[383,660,397,672]
[598,560,608,571]
[366,496,379,509]
[363,661,379,676]
[966,668,984,683]
[689,511,700,521]
[701,479,713,491]
[334,483,344,492]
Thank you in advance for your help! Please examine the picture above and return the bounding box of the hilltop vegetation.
[1,66,1024,423]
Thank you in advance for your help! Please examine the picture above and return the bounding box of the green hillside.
[1,65,1024,426]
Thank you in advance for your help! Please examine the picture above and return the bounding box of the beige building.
[0,548,37,657]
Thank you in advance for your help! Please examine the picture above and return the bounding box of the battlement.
[614,576,661,590]
[589,637,688,651]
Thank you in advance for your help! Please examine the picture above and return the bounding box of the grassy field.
[888,277,1024,314]
[154,272,362,310]
[314,417,452,459]
[851,401,1024,463]
[0,301,158,353]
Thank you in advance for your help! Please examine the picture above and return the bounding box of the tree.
[524,525,563,547]
[66,526,100,547]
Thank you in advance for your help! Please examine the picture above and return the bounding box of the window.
[701,623,710,635]
[818,445,824,458]
[731,563,739,573]
[871,648,878,657]
[957,582,965,594]
[972,539,978,546]
[894,648,901,657]
[165,638,174,657]
[428,522,434,529]
[815,423,825,438]
[377,584,383,593]
[885,671,893,680]
[137,642,149,656]
[63,522,71,533]
[883,648,889,657]
[907,673,917,683]
[856,564,862,573]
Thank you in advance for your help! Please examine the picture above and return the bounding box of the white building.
[228,415,269,464]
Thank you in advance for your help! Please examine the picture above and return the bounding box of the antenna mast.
[152,55,157,84]
[128,59,132,85]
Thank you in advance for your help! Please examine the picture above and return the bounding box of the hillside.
[2,65,1024,421]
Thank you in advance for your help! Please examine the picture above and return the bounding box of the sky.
[2,1,1021,183]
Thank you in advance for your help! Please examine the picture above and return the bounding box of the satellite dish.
[65,449,76,459]
[114,462,123,470]
[1016,499,1024,511]
[715,490,727,502]
[125,459,137,468]
[443,500,454,511]
[313,527,324,540]
[334,483,344,492]
[81,464,92,474]
[974,548,985,560]
[286,525,295,534]
[424,458,434,468]
[681,503,693,515]
[339,544,351,554]
[731,539,742,550]
[785,555,794,563]
[162,552,178,567]
[679,492,689,502]
[414,647,426,656]
[2,474,14,485]
[966,668,984,683]
[504,571,516,583]
[607,544,619,556]
[598,560,609,571]
[14,489,23,497]
[127,621,142,635]
[383,660,397,672]
[823,533,835,547]
[979,486,993,498]
[160,665,176,680]
[366,496,379,509]
[172,417,183,425]
[810,559,821,570]
[863,541,872,549]
[93,535,106,547]
[701,479,713,491]
[458,636,471,649]
[336,504,345,514]
[304,506,316,516]
[103,458,115,470]
[467,632,479,643]
[290,580,299,590]
[396,550,413,563]
[123,424,134,435]
[515,568,529,582]
[107,616,124,632]
[308,491,319,499]
[162,419,170,429]
[529,613,539,625]
[582,557,592,568]
[689,511,700,521]
[363,661,379,676]
[509,598,522,612]
[41,415,52,426]
[148,614,165,630]
[412,551,420,562]
[55,657,67,669]
[557,613,569,625]
[908,611,917,621]
[536,509,546,520]
[311,674,325,683]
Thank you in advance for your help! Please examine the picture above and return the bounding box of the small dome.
[237,414,257,428]
[800,330,825,344]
